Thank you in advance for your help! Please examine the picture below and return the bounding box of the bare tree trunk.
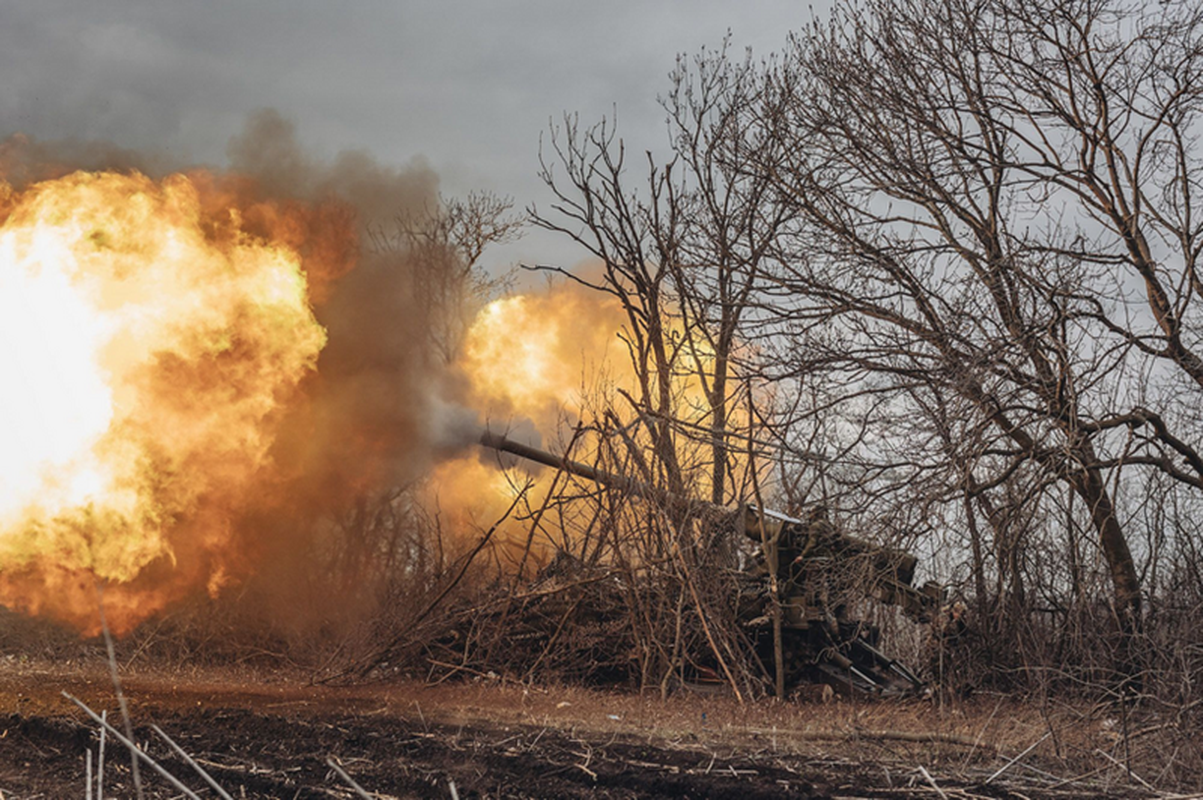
[1068,459,1143,634]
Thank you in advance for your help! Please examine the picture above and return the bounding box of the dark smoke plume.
[227,110,448,504]
[218,111,482,637]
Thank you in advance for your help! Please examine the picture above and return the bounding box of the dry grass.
[4,652,1197,797]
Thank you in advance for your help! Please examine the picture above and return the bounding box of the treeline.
[520,0,1203,707]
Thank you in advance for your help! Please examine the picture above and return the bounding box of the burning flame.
[431,281,738,558]
[0,169,327,633]
[458,290,629,419]
[425,287,630,539]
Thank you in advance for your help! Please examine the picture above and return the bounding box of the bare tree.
[531,115,691,498]
[515,0,1203,700]
[525,46,802,694]
[530,42,795,505]
[740,0,1203,680]
[371,191,522,363]
[659,43,794,505]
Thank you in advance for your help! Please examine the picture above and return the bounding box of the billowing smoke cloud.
[0,133,169,188]
[208,111,514,640]
[227,110,447,503]
[226,109,439,232]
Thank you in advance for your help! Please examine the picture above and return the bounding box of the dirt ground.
[0,658,1171,799]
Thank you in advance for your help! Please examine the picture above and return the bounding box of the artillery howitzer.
[479,430,943,695]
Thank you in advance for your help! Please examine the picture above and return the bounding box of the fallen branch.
[1094,748,1157,793]
[426,659,505,683]
[96,710,106,800]
[62,692,202,800]
[97,582,144,800]
[152,724,234,800]
[916,765,947,799]
[325,756,375,799]
[986,732,1051,784]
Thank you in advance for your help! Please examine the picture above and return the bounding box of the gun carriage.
[478,430,942,695]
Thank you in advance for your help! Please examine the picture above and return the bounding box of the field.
[0,656,1177,799]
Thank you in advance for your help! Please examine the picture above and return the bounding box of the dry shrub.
[112,484,505,675]
[0,606,100,664]
[384,478,766,698]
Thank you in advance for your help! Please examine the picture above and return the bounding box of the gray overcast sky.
[0,1,820,271]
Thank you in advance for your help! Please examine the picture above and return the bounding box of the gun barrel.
[477,429,940,621]
[479,430,622,488]
[480,429,714,518]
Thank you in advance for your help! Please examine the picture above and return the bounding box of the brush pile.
[420,550,752,691]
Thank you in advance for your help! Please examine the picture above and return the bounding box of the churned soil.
[0,659,1166,799]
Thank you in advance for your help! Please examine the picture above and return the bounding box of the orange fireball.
[0,170,327,633]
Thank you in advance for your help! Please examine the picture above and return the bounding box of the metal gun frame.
[479,430,942,695]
